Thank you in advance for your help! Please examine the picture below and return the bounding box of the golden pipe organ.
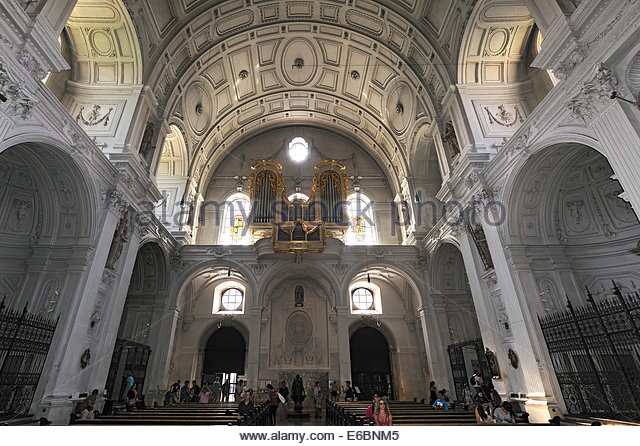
[248,160,350,254]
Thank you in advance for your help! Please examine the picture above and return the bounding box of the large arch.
[429,242,484,399]
[500,140,640,414]
[505,142,640,303]
[0,142,96,311]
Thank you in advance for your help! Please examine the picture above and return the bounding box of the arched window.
[346,193,377,245]
[219,193,251,245]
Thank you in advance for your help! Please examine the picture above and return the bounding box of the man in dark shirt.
[191,380,200,402]
[170,380,181,404]
[238,390,255,417]
[278,380,289,422]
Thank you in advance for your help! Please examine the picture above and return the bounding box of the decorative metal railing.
[538,282,640,421]
[0,299,58,416]
[446,338,490,401]
[104,338,151,401]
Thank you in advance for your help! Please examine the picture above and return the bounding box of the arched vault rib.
[179,85,417,195]
[193,106,407,197]
[130,0,454,114]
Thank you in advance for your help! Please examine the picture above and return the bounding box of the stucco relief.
[269,283,328,369]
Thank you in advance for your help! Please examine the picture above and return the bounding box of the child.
[463,384,474,411]
[432,392,448,410]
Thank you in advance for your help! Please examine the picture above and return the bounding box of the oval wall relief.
[281,38,317,86]
[285,310,313,345]
[184,82,212,135]
[386,82,413,134]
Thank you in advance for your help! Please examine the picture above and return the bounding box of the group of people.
[328,380,359,402]
[426,372,518,424]
[165,378,248,405]
[468,370,517,424]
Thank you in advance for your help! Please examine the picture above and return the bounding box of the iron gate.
[538,283,640,421]
[446,338,490,401]
[0,299,58,416]
[105,338,151,401]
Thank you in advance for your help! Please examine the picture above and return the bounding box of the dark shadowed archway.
[350,326,393,400]
[203,327,246,376]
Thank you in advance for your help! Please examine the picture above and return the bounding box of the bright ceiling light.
[288,136,309,163]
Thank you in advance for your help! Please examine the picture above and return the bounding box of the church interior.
[1,0,640,427]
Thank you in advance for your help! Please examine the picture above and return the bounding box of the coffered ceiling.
[119,0,480,190]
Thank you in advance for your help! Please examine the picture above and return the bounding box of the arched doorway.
[430,243,487,401]
[350,327,393,400]
[202,327,246,402]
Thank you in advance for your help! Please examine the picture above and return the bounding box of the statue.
[295,285,304,307]
[485,348,501,379]
[139,122,155,162]
[441,121,460,158]
[105,211,129,270]
[291,374,306,414]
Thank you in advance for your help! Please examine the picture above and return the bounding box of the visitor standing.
[471,370,481,396]
[429,381,438,404]
[345,381,355,402]
[313,381,322,419]
[222,379,230,402]
[180,379,191,403]
[170,380,180,404]
[462,384,474,411]
[487,382,501,411]
[278,380,289,422]
[122,371,134,401]
[330,382,338,402]
[190,380,200,402]
[212,377,221,402]
[267,384,279,425]
[236,379,244,401]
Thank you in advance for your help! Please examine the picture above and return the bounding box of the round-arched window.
[352,288,374,310]
[221,288,244,311]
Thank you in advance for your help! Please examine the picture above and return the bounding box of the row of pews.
[72,402,270,426]
[326,400,477,426]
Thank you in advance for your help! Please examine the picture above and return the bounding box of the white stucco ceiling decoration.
[66,0,143,85]
[280,38,318,86]
[458,0,534,85]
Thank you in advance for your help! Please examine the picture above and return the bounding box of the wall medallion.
[286,310,312,345]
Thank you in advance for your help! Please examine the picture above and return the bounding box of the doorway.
[202,327,246,402]
[350,327,394,400]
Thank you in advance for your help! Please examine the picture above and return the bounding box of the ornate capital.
[101,187,129,217]
[0,62,38,120]
[553,45,587,81]
[567,63,618,122]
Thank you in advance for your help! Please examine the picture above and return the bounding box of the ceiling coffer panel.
[280,38,319,86]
